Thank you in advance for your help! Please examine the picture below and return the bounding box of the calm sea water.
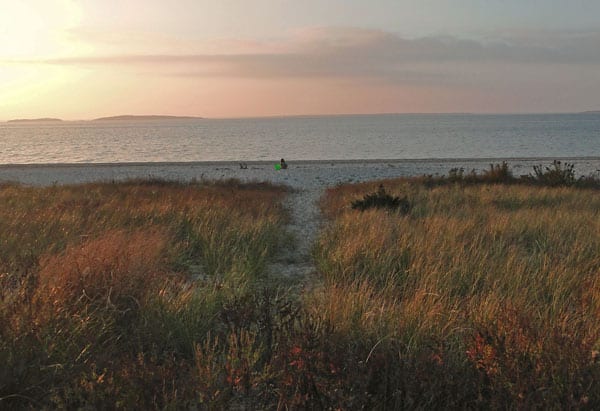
[0,114,598,164]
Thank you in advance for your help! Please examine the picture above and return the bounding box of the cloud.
[11,27,600,86]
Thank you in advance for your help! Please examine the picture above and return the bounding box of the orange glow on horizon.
[1,2,599,120]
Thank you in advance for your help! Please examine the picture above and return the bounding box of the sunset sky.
[1,0,599,120]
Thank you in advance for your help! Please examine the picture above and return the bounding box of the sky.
[1,0,599,120]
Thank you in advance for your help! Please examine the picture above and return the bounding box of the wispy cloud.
[8,27,600,86]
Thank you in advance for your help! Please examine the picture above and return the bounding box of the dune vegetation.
[312,170,600,408]
[1,163,600,409]
[0,179,292,409]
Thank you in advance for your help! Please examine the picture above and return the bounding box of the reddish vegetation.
[35,230,170,317]
[1,171,600,408]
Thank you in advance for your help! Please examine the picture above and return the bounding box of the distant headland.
[3,115,203,124]
[7,118,63,123]
[92,115,202,121]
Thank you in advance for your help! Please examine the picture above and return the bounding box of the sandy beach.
[1,157,599,188]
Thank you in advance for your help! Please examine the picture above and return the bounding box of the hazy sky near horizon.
[1,0,599,120]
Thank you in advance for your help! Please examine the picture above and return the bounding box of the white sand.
[1,158,598,188]
[2,158,598,282]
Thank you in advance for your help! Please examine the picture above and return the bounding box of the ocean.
[0,113,599,164]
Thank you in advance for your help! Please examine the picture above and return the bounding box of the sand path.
[267,186,322,286]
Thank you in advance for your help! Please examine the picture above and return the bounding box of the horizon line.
[2,110,599,123]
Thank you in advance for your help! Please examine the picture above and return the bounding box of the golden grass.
[0,180,286,281]
[2,175,600,408]
[310,181,600,407]
[35,229,169,318]
[0,179,288,409]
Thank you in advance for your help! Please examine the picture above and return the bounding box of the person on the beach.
[280,158,288,169]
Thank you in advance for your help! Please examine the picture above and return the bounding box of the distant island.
[92,115,202,121]
[581,110,600,114]
[7,118,63,123]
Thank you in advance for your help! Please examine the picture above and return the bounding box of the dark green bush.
[351,185,411,213]
[529,160,576,186]
[482,161,513,183]
[421,161,599,189]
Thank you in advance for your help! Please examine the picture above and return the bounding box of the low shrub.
[529,160,576,186]
[482,161,513,183]
[351,184,411,213]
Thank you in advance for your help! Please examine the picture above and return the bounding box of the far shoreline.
[3,111,599,124]
[1,156,599,168]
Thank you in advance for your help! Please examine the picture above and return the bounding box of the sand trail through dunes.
[267,186,323,287]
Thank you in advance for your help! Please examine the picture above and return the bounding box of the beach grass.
[308,178,600,408]
[2,169,600,409]
[0,179,290,409]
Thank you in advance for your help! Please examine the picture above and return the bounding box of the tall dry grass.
[307,180,600,408]
[2,173,600,408]
[0,179,288,409]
